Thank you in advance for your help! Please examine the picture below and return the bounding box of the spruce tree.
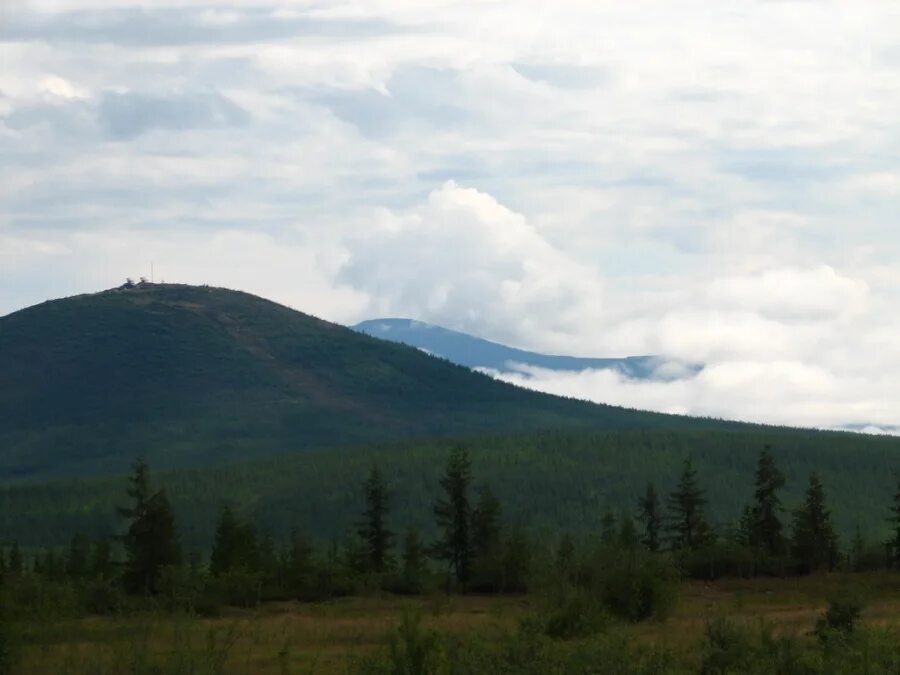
[667,458,714,551]
[432,446,473,587]
[401,528,428,594]
[501,527,531,593]
[66,532,89,579]
[285,529,315,599]
[791,473,839,573]
[600,509,617,546]
[357,465,394,574]
[890,474,900,569]
[618,512,639,550]
[90,537,112,579]
[471,486,503,590]
[118,458,181,594]
[748,446,787,557]
[850,525,865,572]
[7,544,22,577]
[637,483,662,552]
[209,504,259,576]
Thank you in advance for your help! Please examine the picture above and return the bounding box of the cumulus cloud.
[340,181,606,350]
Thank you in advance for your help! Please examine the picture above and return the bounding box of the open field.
[13,572,900,674]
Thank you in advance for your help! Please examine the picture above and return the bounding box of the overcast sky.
[2,1,899,431]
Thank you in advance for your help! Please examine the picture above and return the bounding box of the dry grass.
[15,573,900,674]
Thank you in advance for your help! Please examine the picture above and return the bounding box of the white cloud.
[340,181,606,350]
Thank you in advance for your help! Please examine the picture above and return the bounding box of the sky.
[2,1,899,432]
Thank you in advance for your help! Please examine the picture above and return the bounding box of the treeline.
[2,445,900,618]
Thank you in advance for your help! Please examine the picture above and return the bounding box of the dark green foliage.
[814,593,864,641]
[500,527,531,593]
[618,512,639,550]
[542,594,611,640]
[0,605,16,675]
[65,532,89,579]
[209,504,259,577]
[4,429,900,551]
[90,537,113,579]
[889,474,900,569]
[791,474,839,573]
[600,509,617,545]
[7,545,21,577]
[118,459,182,595]
[357,465,395,574]
[82,577,125,615]
[0,284,727,482]
[470,486,504,591]
[284,529,317,599]
[701,617,763,675]
[400,528,429,594]
[638,483,662,552]
[747,446,787,557]
[432,447,473,587]
[667,459,715,552]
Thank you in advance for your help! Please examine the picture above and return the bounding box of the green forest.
[3,428,899,549]
[2,445,900,674]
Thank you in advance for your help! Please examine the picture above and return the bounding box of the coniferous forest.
[3,444,900,673]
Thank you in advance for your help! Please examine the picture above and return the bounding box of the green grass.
[10,574,900,674]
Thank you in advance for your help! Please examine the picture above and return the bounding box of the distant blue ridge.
[353,318,702,382]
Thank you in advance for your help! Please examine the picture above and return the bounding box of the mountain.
[354,318,701,380]
[0,283,727,481]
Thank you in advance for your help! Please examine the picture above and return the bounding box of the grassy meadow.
[11,573,900,674]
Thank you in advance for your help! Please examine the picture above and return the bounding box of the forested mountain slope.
[0,283,729,481]
[3,428,899,549]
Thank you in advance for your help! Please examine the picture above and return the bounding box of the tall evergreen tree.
[432,446,473,587]
[66,532,89,579]
[850,525,865,572]
[747,446,787,556]
[618,512,639,550]
[638,483,662,552]
[118,458,181,594]
[357,465,394,574]
[401,528,428,594]
[501,527,531,593]
[600,509,617,545]
[90,537,113,579]
[471,486,502,560]
[666,459,714,551]
[209,504,259,576]
[791,473,839,573]
[285,529,315,599]
[471,486,503,590]
[7,544,22,577]
[890,474,900,569]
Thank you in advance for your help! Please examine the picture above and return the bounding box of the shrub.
[814,593,864,641]
[0,611,17,675]
[82,577,125,615]
[540,594,610,640]
[701,617,758,675]
[356,611,442,675]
